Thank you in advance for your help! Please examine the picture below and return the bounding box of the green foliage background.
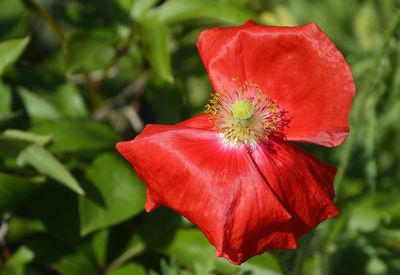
[0,0,399,274]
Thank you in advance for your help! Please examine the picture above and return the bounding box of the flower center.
[231,100,254,120]
[206,81,286,145]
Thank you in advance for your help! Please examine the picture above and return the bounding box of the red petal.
[251,138,339,239]
[116,115,339,264]
[117,115,296,264]
[197,20,355,147]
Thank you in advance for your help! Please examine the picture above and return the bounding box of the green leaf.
[140,20,174,83]
[241,253,283,275]
[49,83,89,119]
[6,217,45,244]
[0,135,30,158]
[17,144,84,195]
[63,31,110,74]
[366,257,388,275]
[3,129,52,146]
[91,229,109,267]
[17,85,88,123]
[5,246,35,266]
[31,121,119,153]
[0,172,42,216]
[348,193,400,233]
[260,5,297,26]
[0,36,30,76]
[26,235,98,275]
[150,0,255,25]
[130,0,158,20]
[162,228,238,274]
[0,81,12,114]
[163,228,283,275]
[354,2,379,51]
[107,263,146,275]
[18,88,61,124]
[53,251,99,275]
[2,246,35,275]
[79,153,146,235]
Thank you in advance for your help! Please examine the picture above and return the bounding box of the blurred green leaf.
[49,83,89,119]
[3,129,52,146]
[113,0,134,15]
[348,193,400,233]
[242,253,283,275]
[17,144,85,195]
[354,2,379,51]
[107,262,146,275]
[0,81,12,114]
[79,153,146,235]
[388,258,400,273]
[130,0,158,20]
[6,217,45,244]
[18,88,61,124]
[91,229,109,267]
[162,227,283,275]
[150,0,255,25]
[0,135,30,158]
[0,36,29,76]
[5,246,35,266]
[18,85,89,123]
[193,257,215,275]
[1,246,35,275]
[260,5,297,26]
[159,258,196,275]
[31,121,119,153]
[366,256,388,275]
[63,31,111,74]
[140,20,174,83]
[162,228,220,269]
[0,172,42,216]
[25,235,98,275]
[162,228,238,274]
[53,251,99,275]
[186,76,211,109]
[0,0,26,24]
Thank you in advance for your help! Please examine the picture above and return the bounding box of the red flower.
[117,20,355,264]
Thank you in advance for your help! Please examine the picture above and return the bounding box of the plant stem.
[276,254,291,275]
[21,0,66,44]
[83,70,101,111]
[293,233,313,275]
[104,242,144,273]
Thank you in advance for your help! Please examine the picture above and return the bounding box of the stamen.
[206,81,286,145]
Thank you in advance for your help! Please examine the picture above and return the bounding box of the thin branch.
[104,242,144,273]
[21,0,66,44]
[293,233,313,275]
[0,213,11,246]
[94,71,149,121]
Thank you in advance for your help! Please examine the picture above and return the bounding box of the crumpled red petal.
[116,115,338,264]
[197,20,355,147]
[251,138,339,238]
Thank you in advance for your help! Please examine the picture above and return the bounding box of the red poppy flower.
[117,20,355,264]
